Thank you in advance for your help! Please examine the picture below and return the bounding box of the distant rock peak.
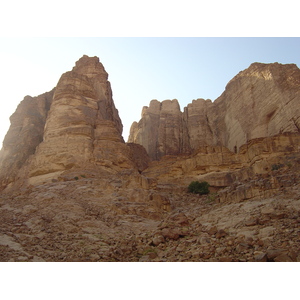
[72,55,108,80]
[129,62,300,160]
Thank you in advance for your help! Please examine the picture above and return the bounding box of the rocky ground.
[1,165,300,262]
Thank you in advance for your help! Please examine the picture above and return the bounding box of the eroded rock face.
[210,62,300,151]
[129,62,300,159]
[128,99,189,160]
[0,90,54,189]
[28,55,132,180]
[142,132,300,204]
[0,55,146,190]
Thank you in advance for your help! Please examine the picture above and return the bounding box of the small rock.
[274,254,293,262]
[271,212,285,219]
[256,239,264,247]
[266,249,286,261]
[219,256,232,262]
[245,218,258,226]
[171,212,189,226]
[161,228,180,240]
[198,236,211,244]
[254,252,267,262]
[17,256,28,262]
[261,207,275,215]
[148,252,158,259]
[207,226,218,236]
[90,254,100,261]
[152,235,165,246]
[227,238,234,246]
[258,216,270,225]
[176,244,185,252]
[288,251,298,261]
[31,256,46,262]
[139,255,151,262]
[236,243,251,253]
[245,237,254,246]
[216,229,227,239]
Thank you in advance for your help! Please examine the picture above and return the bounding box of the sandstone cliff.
[0,90,54,189]
[128,62,300,160]
[128,99,189,160]
[0,55,149,190]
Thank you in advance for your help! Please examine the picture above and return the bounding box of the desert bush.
[188,181,210,195]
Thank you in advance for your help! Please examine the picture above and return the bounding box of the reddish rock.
[245,218,258,226]
[254,252,267,262]
[216,229,227,239]
[161,228,180,240]
[152,235,165,246]
[266,249,287,261]
[207,226,218,236]
[274,254,293,262]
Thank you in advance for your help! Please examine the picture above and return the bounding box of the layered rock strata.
[0,55,148,190]
[129,99,189,160]
[129,62,300,160]
[0,90,54,189]
[142,132,300,203]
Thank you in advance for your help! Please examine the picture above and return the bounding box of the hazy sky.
[0,37,300,145]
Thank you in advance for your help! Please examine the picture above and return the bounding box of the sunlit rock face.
[128,62,300,160]
[28,55,131,178]
[0,55,143,189]
[128,99,189,160]
[209,62,300,151]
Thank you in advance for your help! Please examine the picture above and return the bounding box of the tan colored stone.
[254,252,267,262]
[129,63,300,159]
[152,235,165,246]
[161,228,180,240]
[0,55,142,191]
[266,249,287,260]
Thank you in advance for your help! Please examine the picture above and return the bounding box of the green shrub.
[74,176,79,180]
[188,181,210,195]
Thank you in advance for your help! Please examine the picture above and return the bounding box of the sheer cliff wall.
[128,62,300,160]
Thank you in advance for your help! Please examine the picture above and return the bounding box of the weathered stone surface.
[0,90,54,189]
[0,55,145,190]
[128,99,188,160]
[28,56,133,180]
[212,62,300,151]
[254,252,267,262]
[129,63,300,159]
[143,133,300,204]
[127,143,151,172]
[183,98,214,150]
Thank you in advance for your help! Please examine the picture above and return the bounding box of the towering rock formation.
[209,62,300,151]
[0,55,145,190]
[128,62,300,159]
[129,99,189,160]
[182,98,214,151]
[28,55,134,179]
[0,90,54,189]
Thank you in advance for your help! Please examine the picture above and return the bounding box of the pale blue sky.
[1,37,300,144]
